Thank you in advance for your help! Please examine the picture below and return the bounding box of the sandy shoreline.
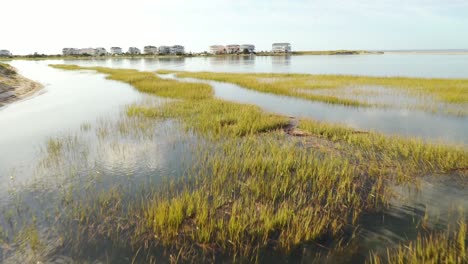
[0,63,43,108]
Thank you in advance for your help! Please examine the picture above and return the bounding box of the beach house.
[226,44,241,54]
[79,48,96,56]
[158,46,170,55]
[209,45,226,55]
[0,50,12,56]
[95,47,108,56]
[62,48,80,56]
[170,45,185,55]
[110,47,123,55]
[144,46,158,55]
[128,47,141,55]
[240,44,255,54]
[272,43,292,53]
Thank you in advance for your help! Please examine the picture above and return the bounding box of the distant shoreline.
[0,63,43,108]
[0,50,383,61]
[2,50,467,62]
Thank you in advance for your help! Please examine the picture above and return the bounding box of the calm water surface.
[63,53,468,78]
[0,61,142,190]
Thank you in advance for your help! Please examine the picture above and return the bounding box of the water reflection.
[271,55,291,66]
[0,62,142,191]
[62,53,468,78]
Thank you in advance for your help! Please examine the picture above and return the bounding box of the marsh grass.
[298,119,468,179]
[127,99,290,137]
[157,70,468,114]
[369,219,467,264]
[21,64,465,262]
[140,134,390,261]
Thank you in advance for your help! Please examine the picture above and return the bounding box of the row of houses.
[209,44,255,55]
[5,43,290,57]
[63,45,185,56]
[208,43,291,55]
[0,50,12,56]
[62,47,108,56]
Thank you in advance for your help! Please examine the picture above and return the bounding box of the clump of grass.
[298,119,468,178]
[49,64,213,100]
[48,64,82,71]
[127,99,289,137]
[46,137,63,156]
[80,122,91,132]
[369,220,467,264]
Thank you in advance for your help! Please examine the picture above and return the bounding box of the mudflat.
[0,63,43,107]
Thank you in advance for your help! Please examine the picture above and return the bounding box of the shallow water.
[161,74,468,144]
[0,61,142,190]
[302,85,427,107]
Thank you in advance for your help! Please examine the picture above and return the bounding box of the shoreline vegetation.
[0,62,43,108]
[0,50,382,61]
[24,63,466,262]
[157,70,468,116]
[3,50,468,62]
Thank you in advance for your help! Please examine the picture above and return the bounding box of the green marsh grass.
[127,99,289,137]
[298,119,468,179]
[157,70,468,114]
[369,219,467,264]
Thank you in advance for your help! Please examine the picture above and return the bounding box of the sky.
[1,0,468,55]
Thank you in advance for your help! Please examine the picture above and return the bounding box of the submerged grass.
[369,219,467,264]
[29,64,468,262]
[142,135,386,260]
[157,70,468,110]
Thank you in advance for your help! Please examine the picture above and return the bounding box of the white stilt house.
[158,46,170,55]
[110,47,123,55]
[144,46,158,55]
[79,48,96,56]
[62,48,80,56]
[170,45,185,55]
[240,44,255,53]
[226,44,241,54]
[209,45,226,55]
[272,43,292,53]
[128,47,141,55]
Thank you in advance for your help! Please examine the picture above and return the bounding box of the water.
[0,61,142,189]
[61,53,468,78]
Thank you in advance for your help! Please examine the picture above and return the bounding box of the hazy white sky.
[2,0,468,54]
